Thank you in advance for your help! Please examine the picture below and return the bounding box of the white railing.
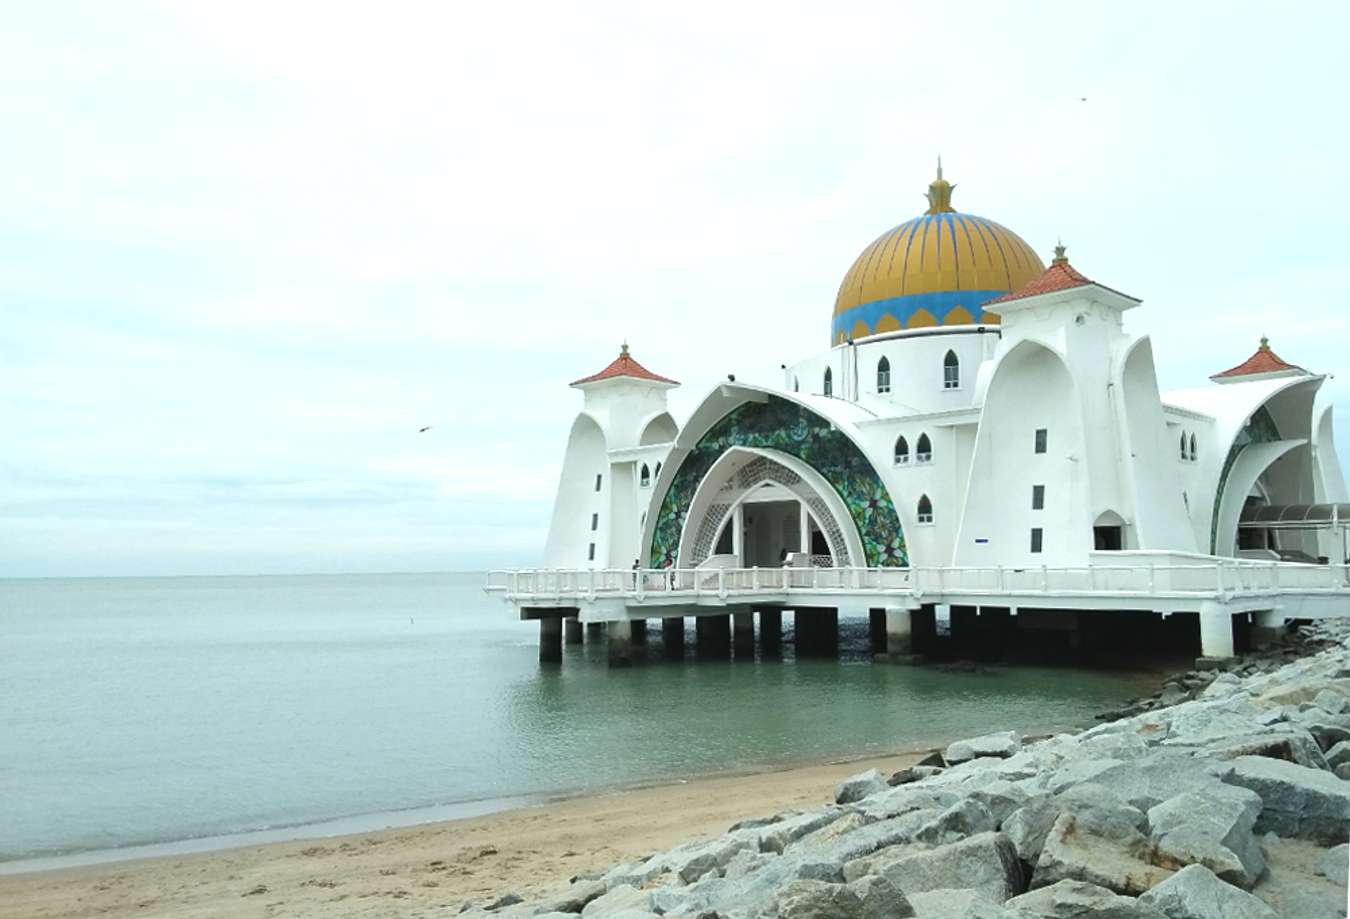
[485,560,1350,601]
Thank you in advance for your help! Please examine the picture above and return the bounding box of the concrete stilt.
[696,614,731,658]
[950,605,978,654]
[564,618,583,645]
[796,608,838,658]
[977,607,1012,660]
[586,622,604,642]
[1198,601,1235,664]
[911,605,937,654]
[885,606,912,657]
[733,612,755,660]
[869,608,887,654]
[608,620,634,668]
[1250,609,1286,649]
[539,617,563,664]
[631,619,648,645]
[759,609,782,657]
[661,617,685,658]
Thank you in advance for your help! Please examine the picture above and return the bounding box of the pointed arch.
[943,349,960,389]
[640,463,651,487]
[823,367,833,397]
[1190,433,1198,461]
[1180,430,1189,460]
[917,494,933,524]
[876,356,891,394]
[894,435,909,465]
[916,432,932,463]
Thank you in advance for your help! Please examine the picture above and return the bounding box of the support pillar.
[758,609,782,657]
[564,618,583,645]
[733,612,755,660]
[662,617,685,658]
[607,620,634,668]
[885,606,912,657]
[950,605,978,655]
[977,607,1012,660]
[1198,601,1235,665]
[796,608,838,658]
[696,614,731,658]
[539,617,562,664]
[869,608,887,654]
[631,619,648,645]
[911,605,937,655]
[586,622,604,642]
[1250,609,1286,649]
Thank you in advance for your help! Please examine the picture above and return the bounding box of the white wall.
[543,413,609,568]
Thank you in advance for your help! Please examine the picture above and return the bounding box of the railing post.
[1041,565,1048,591]
[718,567,725,599]
[1147,564,1155,593]
[812,565,819,590]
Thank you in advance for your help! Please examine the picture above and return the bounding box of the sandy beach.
[0,750,930,919]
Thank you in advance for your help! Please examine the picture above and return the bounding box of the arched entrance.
[676,447,865,568]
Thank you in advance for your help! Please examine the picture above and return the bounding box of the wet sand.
[0,750,930,919]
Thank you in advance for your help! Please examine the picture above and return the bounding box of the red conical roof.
[985,244,1094,304]
[571,344,678,386]
[1212,337,1304,380]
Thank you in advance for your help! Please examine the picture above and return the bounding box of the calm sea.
[0,573,1152,868]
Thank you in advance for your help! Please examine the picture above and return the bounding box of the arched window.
[655,461,662,478]
[943,350,960,389]
[917,494,933,524]
[1180,431,1188,461]
[1190,433,1198,461]
[876,356,891,394]
[823,367,833,397]
[894,435,909,465]
[916,433,932,463]
[640,463,651,487]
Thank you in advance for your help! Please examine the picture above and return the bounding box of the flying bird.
[418,426,432,433]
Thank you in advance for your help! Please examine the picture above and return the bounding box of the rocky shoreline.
[462,620,1350,918]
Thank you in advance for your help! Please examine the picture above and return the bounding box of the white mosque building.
[493,168,1350,665]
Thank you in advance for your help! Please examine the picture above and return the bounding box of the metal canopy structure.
[1239,503,1350,529]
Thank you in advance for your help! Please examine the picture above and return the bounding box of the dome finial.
[1052,239,1068,266]
[621,340,630,357]
[924,158,956,215]
[1259,335,1270,351]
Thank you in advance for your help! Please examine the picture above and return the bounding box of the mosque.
[492,167,1350,666]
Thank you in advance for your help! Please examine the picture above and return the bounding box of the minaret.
[543,345,679,568]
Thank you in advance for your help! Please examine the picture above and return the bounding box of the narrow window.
[1180,431,1188,460]
[793,376,799,393]
[640,463,651,487]
[1190,433,1198,461]
[823,367,833,397]
[1032,484,1045,510]
[877,356,891,394]
[916,433,932,463]
[590,513,598,531]
[594,473,603,492]
[1034,428,1047,454]
[1030,528,1043,553]
[917,494,933,524]
[894,435,910,465]
[654,461,662,478]
[943,350,960,389]
[588,543,596,561]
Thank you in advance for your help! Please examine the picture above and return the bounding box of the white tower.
[543,345,679,569]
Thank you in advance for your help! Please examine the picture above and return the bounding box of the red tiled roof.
[985,253,1093,304]
[1212,338,1304,379]
[571,345,678,386]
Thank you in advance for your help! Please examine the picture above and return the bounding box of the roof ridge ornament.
[1259,335,1270,351]
[924,157,956,215]
[1052,240,1069,266]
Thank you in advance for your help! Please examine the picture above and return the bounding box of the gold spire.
[924,157,956,214]
[1052,240,1068,266]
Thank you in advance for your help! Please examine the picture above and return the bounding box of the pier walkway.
[484,553,1350,666]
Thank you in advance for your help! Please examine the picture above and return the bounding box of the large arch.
[646,394,906,567]
[675,447,865,568]
[639,411,679,445]
[543,412,608,567]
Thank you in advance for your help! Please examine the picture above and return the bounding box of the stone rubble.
[460,620,1350,918]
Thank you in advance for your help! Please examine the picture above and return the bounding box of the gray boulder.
[1007,879,1168,918]
[531,879,606,914]
[904,888,1033,918]
[836,768,889,804]
[856,785,960,822]
[1003,796,1063,865]
[875,831,1023,903]
[1083,752,1231,812]
[947,731,1023,763]
[1053,783,1148,840]
[1220,754,1350,842]
[848,874,916,918]
[1137,864,1277,919]
[1315,842,1348,885]
[1200,728,1329,769]
[913,797,997,845]
[775,879,863,919]
[1032,813,1172,896]
[971,779,1033,826]
[757,808,852,854]
[580,884,650,917]
[1313,687,1348,714]
[1147,785,1264,888]
[1324,738,1350,769]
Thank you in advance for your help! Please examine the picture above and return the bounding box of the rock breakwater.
[463,621,1350,918]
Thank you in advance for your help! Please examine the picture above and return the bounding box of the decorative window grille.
[823,367,833,397]
[943,350,960,389]
[917,494,933,524]
[916,433,932,463]
[640,463,651,487]
[877,356,891,394]
[894,435,909,465]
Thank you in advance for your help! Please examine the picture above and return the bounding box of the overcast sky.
[4,2,1349,577]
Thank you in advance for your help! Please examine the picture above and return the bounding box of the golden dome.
[831,166,1043,344]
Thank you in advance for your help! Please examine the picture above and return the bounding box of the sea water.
[0,573,1153,867]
